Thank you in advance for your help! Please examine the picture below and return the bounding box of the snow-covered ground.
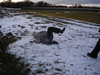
[0,12,100,75]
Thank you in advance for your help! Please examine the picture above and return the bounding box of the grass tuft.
[0,31,30,75]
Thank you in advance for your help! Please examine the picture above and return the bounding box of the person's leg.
[47,27,65,44]
[87,38,100,58]
[47,27,65,34]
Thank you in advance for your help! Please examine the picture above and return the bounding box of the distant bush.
[35,1,52,7]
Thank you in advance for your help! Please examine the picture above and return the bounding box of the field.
[19,10,100,23]
[0,9,100,75]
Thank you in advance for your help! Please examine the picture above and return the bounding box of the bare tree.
[3,0,6,2]
[9,0,11,2]
[3,0,12,3]
[24,0,31,2]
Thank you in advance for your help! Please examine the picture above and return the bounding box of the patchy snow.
[0,12,100,75]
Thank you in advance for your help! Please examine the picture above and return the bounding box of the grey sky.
[31,0,100,4]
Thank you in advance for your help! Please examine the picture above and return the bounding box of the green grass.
[18,10,100,23]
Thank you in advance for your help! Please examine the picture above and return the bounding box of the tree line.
[0,1,52,8]
[0,1,100,9]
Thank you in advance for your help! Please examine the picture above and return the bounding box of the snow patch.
[0,13,100,75]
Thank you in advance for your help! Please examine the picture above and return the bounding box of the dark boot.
[87,39,100,58]
[60,27,65,34]
[87,53,97,58]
